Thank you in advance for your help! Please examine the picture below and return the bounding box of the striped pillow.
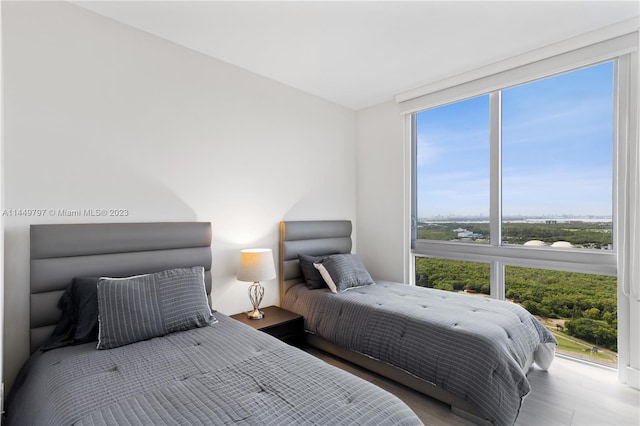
[313,254,375,293]
[97,267,216,349]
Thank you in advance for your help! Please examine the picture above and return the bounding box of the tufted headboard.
[30,222,212,353]
[278,220,352,303]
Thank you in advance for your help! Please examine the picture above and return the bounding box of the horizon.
[419,217,613,225]
[420,213,613,221]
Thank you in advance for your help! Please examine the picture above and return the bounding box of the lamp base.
[247,281,265,320]
[246,308,264,320]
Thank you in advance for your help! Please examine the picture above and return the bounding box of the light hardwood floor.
[306,348,640,426]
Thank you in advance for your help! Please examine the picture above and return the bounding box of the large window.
[415,62,614,249]
[411,58,623,366]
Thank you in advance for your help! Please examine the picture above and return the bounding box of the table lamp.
[238,248,276,319]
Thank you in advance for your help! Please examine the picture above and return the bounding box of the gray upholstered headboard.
[278,220,352,302]
[30,222,212,353]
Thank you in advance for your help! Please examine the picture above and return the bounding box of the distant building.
[454,228,484,240]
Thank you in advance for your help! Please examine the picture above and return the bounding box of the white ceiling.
[74,1,639,111]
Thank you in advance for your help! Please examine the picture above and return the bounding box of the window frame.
[410,51,632,284]
[403,27,639,385]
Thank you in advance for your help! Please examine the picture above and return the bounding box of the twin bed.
[279,220,556,426]
[6,220,555,426]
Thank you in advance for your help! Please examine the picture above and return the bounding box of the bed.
[6,222,422,426]
[279,220,557,426]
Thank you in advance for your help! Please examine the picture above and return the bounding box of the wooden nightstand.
[230,305,304,346]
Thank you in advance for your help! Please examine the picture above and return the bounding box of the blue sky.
[416,61,614,219]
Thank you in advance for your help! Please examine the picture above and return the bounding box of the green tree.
[584,307,601,319]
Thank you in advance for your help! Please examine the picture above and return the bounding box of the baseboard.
[625,366,640,390]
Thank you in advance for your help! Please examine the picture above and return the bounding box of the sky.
[416,61,614,219]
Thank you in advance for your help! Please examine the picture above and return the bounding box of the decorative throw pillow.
[314,254,375,293]
[41,276,100,351]
[70,276,100,343]
[97,266,216,350]
[298,254,328,289]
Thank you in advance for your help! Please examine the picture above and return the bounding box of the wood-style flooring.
[305,348,640,426]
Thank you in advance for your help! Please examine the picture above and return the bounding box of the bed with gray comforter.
[7,314,421,425]
[279,220,557,426]
[283,280,556,426]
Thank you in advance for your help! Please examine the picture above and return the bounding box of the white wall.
[355,101,406,282]
[2,1,356,391]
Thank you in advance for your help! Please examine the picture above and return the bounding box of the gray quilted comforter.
[6,314,421,426]
[283,281,557,426]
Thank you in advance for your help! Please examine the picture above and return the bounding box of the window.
[505,266,618,367]
[410,53,630,366]
[415,258,618,367]
[415,257,490,294]
[501,63,614,248]
[415,95,490,244]
[415,62,614,251]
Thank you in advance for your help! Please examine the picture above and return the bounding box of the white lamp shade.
[238,249,276,282]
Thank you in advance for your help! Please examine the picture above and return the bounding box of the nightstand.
[230,305,304,346]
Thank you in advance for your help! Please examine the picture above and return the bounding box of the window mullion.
[491,261,505,300]
[489,91,502,247]
[489,91,503,298]
[410,113,418,246]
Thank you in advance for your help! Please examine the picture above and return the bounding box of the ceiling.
[74,1,639,111]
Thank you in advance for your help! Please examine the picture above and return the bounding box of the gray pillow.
[298,254,328,289]
[97,267,216,349]
[314,254,375,293]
